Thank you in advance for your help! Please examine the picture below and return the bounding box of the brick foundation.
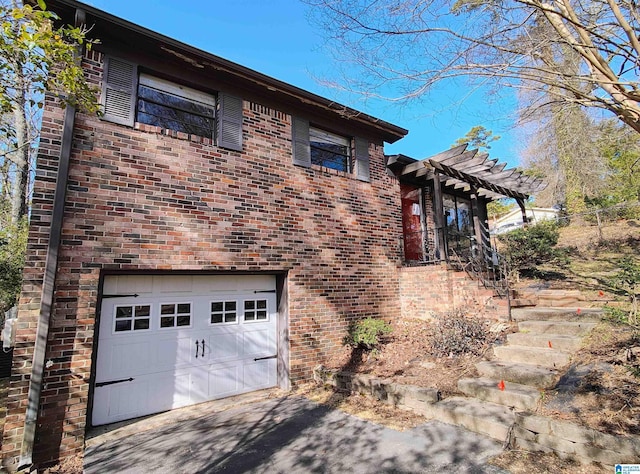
[399,264,508,320]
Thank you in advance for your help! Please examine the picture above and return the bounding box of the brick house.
[1,1,543,470]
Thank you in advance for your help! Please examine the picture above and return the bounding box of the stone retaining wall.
[315,367,640,466]
[514,413,640,465]
[313,367,441,413]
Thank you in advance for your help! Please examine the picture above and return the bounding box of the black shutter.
[292,117,311,168]
[217,93,243,151]
[101,57,137,127]
[354,137,370,182]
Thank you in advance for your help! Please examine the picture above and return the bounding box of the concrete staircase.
[425,305,603,443]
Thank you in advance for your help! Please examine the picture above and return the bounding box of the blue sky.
[85,0,520,167]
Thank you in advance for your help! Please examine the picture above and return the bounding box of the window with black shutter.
[101,56,243,151]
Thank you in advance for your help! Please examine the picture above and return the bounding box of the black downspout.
[18,8,84,469]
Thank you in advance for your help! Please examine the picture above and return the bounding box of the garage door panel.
[243,328,276,357]
[108,340,152,378]
[148,371,192,410]
[155,335,195,369]
[159,275,194,293]
[208,363,241,398]
[94,275,279,426]
[209,333,241,361]
[204,274,276,292]
[93,379,146,426]
[103,275,154,296]
[243,359,276,391]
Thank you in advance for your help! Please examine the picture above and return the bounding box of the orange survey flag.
[498,380,505,391]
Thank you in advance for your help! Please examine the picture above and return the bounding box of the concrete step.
[458,377,541,411]
[513,289,582,300]
[511,298,537,308]
[493,345,572,369]
[476,360,560,388]
[424,396,516,442]
[512,307,602,322]
[506,333,583,352]
[517,320,597,336]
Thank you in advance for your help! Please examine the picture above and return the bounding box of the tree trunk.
[10,75,29,225]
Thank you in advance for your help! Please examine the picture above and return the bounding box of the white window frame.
[158,301,193,330]
[242,298,269,323]
[210,300,240,325]
[113,304,152,334]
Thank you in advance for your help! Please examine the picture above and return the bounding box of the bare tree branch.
[305,0,640,133]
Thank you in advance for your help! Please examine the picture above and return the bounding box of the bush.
[603,305,634,326]
[346,317,392,350]
[0,218,28,316]
[498,220,560,278]
[607,257,640,325]
[430,310,490,357]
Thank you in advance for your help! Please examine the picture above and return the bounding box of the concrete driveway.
[84,394,508,473]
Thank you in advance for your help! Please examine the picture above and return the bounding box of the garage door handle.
[254,355,277,361]
[196,339,206,358]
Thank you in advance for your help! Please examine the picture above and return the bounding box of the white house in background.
[490,207,559,235]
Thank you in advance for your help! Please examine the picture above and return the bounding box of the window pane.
[245,312,255,321]
[310,127,350,172]
[135,305,151,317]
[256,311,267,320]
[116,307,132,318]
[115,320,131,332]
[138,86,214,117]
[177,315,190,326]
[137,83,215,138]
[226,313,236,322]
[211,314,223,324]
[137,103,213,138]
[211,302,223,312]
[257,300,267,309]
[161,304,175,315]
[226,301,236,311]
[134,319,150,330]
[177,303,191,314]
[310,144,349,172]
[245,301,255,310]
[160,317,174,328]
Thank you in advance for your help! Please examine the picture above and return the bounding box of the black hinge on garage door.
[95,377,134,387]
[254,290,276,294]
[102,293,140,299]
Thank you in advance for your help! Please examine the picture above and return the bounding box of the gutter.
[17,8,84,470]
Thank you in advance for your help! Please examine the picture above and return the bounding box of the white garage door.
[93,274,278,426]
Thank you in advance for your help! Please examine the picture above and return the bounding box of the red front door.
[401,183,424,261]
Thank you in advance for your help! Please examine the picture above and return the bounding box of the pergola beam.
[387,144,546,201]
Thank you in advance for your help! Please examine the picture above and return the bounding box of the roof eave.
[43,0,408,143]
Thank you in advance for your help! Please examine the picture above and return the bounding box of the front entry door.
[401,183,424,261]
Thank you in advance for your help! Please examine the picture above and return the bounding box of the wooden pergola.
[388,144,546,261]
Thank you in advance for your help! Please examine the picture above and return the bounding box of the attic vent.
[249,102,286,120]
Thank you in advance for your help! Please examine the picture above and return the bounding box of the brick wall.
[399,264,508,320]
[2,49,404,468]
